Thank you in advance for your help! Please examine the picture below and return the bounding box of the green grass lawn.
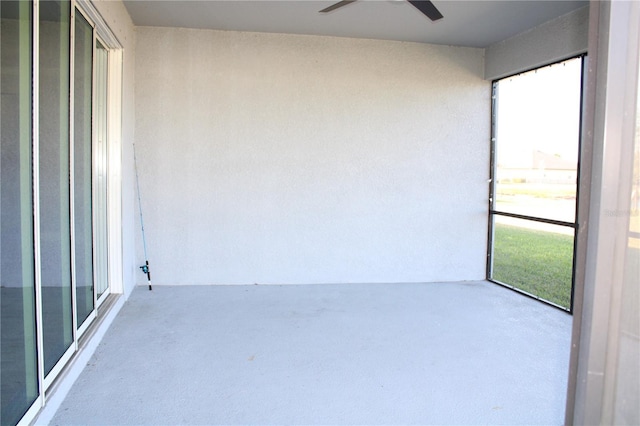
[496,183,577,199]
[492,223,574,309]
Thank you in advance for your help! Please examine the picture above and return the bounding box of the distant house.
[498,149,577,184]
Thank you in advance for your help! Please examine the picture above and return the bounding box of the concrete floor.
[46,281,572,425]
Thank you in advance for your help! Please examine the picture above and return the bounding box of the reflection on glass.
[491,215,574,309]
[613,55,640,422]
[39,0,73,375]
[494,58,582,223]
[1,1,39,424]
[74,11,94,326]
[95,40,109,299]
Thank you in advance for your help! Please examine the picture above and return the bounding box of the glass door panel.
[1,1,39,424]
[73,11,94,327]
[39,0,73,375]
[94,40,108,300]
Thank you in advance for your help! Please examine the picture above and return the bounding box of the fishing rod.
[133,143,152,291]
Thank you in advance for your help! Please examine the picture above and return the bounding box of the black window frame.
[486,54,587,313]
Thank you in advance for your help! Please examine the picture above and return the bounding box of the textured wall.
[135,27,489,285]
[485,6,589,81]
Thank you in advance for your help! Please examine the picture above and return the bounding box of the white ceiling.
[123,0,588,48]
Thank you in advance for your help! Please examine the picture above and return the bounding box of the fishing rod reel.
[139,261,152,291]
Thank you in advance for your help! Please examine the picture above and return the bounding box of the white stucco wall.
[485,6,589,81]
[135,27,489,285]
[92,0,137,297]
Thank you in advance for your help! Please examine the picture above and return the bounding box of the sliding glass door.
[1,1,39,424]
[94,39,109,300]
[73,10,94,327]
[39,0,74,376]
[1,2,117,424]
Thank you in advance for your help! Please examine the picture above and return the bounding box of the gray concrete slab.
[47,281,572,425]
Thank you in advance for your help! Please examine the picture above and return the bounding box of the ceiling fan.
[319,0,444,21]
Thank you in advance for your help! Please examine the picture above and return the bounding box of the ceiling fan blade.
[407,0,443,21]
[319,0,357,13]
